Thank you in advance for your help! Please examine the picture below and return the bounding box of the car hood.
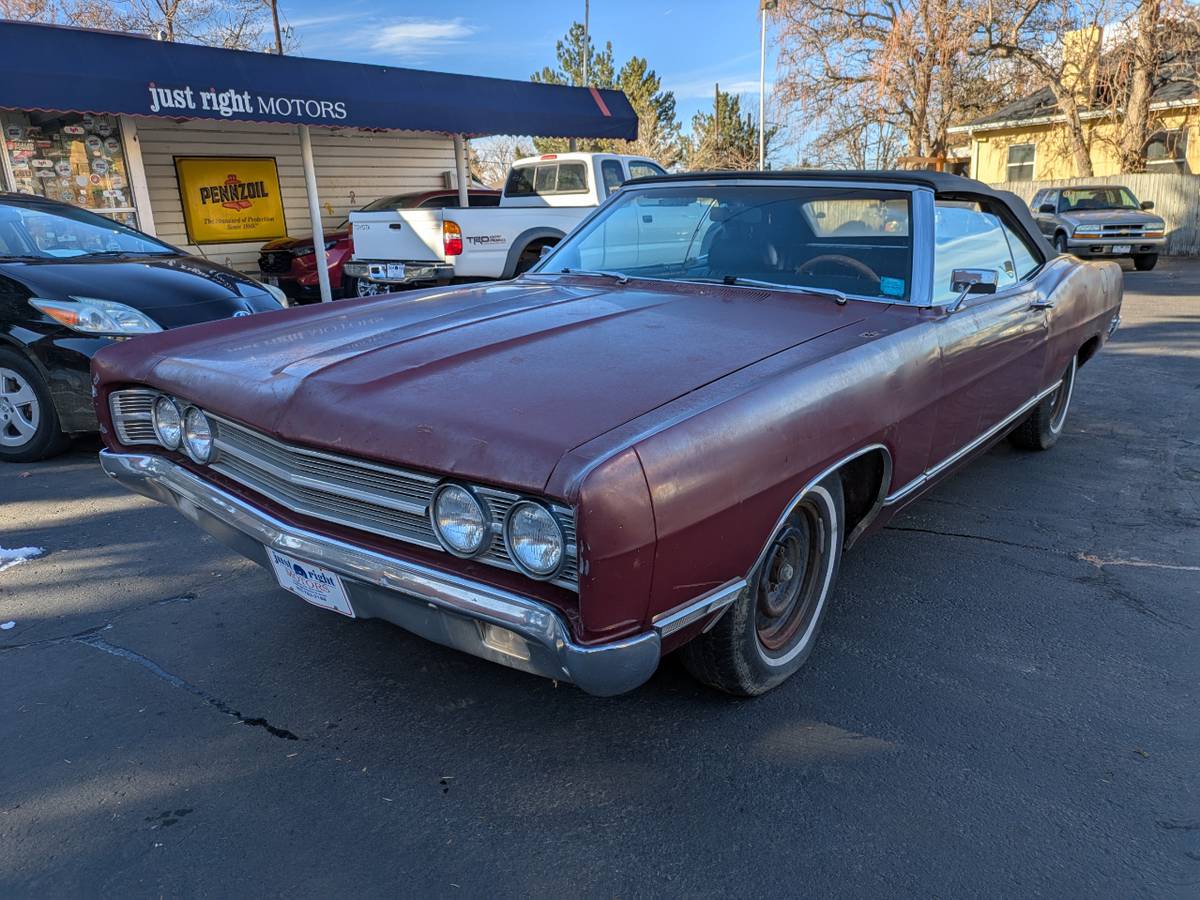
[260,230,350,253]
[94,278,869,494]
[5,254,280,328]
[1059,209,1163,226]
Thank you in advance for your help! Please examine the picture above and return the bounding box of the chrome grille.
[1100,224,1148,237]
[209,414,579,590]
[109,389,158,445]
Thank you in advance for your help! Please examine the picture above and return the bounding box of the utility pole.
[570,0,590,152]
[269,0,283,54]
[759,1,777,170]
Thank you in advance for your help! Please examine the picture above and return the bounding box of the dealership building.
[0,21,637,301]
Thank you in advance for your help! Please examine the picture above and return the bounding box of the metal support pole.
[759,6,767,171]
[298,125,332,303]
[453,134,469,207]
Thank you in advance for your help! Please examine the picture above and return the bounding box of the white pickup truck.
[343,152,667,292]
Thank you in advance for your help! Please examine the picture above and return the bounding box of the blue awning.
[0,21,638,140]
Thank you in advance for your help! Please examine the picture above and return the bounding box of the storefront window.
[1,111,139,227]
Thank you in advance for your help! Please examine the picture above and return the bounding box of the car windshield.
[537,184,913,301]
[0,201,178,260]
[1059,187,1141,211]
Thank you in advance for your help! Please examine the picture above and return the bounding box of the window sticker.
[880,276,905,297]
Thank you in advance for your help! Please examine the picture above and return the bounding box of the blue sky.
[280,0,777,134]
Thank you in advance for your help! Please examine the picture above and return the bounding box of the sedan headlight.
[261,283,289,307]
[182,407,213,463]
[29,297,162,334]
[152,396,183,449]
[504,501,564,578]
[432,484,489,556]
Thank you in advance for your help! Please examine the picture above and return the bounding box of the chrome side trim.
[98,450,659,697]
[652,579,747,638]
[883,380,1063,506]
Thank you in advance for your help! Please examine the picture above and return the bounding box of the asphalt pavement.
[2,260,1198,898]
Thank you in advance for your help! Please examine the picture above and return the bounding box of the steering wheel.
[796,254,881,284]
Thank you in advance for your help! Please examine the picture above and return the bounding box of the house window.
[1145,129,1188,172]
[1006,144,1036,181]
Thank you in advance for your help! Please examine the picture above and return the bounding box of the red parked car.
[257,189,500,302]
[95,171,1122,696]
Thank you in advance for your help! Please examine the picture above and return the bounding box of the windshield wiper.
[678,275,849,306]
[555,268,630,284]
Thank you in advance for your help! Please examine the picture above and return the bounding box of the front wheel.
[680,474,844,696]
[1133,253,1158,271]
[1054,232,1070,254]
[1010,356,1076,451]
[0,349,70,463]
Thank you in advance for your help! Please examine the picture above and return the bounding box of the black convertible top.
[626,169,1057,260]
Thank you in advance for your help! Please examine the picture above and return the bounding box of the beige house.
[950,42,1199,184]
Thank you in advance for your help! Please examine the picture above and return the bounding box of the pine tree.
[531,23,679,163]
[686,89,774,171]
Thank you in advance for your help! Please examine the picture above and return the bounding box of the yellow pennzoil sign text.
[175,156,286,244]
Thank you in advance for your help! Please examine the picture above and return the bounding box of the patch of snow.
[0,621,14,630]
[0,545,43,574]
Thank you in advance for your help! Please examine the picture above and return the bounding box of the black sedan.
[0,193,286,462]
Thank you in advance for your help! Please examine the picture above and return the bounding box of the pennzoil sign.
[175,156,286,244]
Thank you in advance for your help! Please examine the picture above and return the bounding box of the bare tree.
[470,136,534,188]
[980,0,1118,177]
[1096,0,1200,171]
[775,0,1013,165]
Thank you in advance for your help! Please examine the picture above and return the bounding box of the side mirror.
[948,268,999,312]
[1141,200,1155,210]
[538,244,555,259]
[1038,203,1055,214]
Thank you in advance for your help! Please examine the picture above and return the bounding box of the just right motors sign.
[174,156,286,244]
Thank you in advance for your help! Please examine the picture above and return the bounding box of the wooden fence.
[991,173,1200,256]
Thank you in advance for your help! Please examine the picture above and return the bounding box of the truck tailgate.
[351,210,443,262]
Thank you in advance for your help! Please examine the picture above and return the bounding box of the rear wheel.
[680,475,844,696]
[1009,356,1076,451]
[513,240,557,276]
[1133,253,1158,271]
[0,349,69,463]
[349,277,388,298]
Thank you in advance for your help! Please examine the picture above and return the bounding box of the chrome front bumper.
[99,450,661,696]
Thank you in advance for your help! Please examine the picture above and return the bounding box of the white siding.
[131,117,456,274]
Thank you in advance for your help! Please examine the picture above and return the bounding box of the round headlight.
[432,484,488,556]
[183,407,213,463]
[504,501,564,578]
[152,396,183,449]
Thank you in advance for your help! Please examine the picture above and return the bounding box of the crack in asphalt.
[77,636,300,741]
[884,525,1057,555]
[883,524,1191,629]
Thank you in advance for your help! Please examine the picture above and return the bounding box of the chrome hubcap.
[0,367,40,448]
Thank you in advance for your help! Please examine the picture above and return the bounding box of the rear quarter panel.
[1040,257,1122,381]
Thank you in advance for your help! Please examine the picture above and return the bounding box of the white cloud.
[368,18,479,58]
[672,77,772,100]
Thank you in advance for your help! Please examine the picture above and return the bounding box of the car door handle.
[388,223,403,230]
[1028,297,1055,310]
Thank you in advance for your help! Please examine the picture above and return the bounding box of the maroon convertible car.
[92,171,1122,696]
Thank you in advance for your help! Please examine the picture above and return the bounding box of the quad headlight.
[504,501,564,578]
[182,407,213,463]
[432,484,489,556]
[152,395,183,449]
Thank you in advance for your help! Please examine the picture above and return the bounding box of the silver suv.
[1031,185,1166,270]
